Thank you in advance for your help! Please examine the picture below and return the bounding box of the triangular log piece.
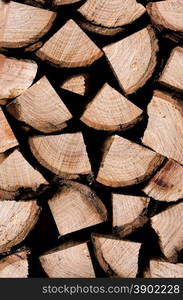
[48,181,107,236]
[0,1,56,48]
[54,0,82,5]
[142,90,183,165]
[39,242,95,278]
[0,108,18,153]
[145,260,183,278]
[7,76,72,134]
[0,149,48,200]
[159,46,183,92]
[0,200,40,253]
[96,135,165,187]
[151,202,183,262]
[143,159,183,202]
[80,83,143,131]
[29,132,91,176]
[77,0,146,36]
[112,194,149,237]
[0,250,29,278]
[92,234,141,277]
[36,19,103,68]
[0,54,37,101]
[103,26,158,94]
[60,73,89,96]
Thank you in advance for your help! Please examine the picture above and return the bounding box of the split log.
[0,149,48,200]
[159,46,183,92]
[60,73,89,96]
[0,108,18,153]
[29,132,91,176]
[145,260,183,278]
[80,83,143,131]
[36,19,103,68]
[0,250,29,278]
[77,0,146,36]
[96,135,165,187]
[54,0,82,5]
[0,54,37,101]
[0,200,40,253]
[39,242,95,277]
[0,1,56,48]
[7,76,72,133]
[103,26,158,94]
[142,90,183,165]
[112,194,149,237]
[143,159,183,202]
[92,234,141,277]
[151,202,183,262]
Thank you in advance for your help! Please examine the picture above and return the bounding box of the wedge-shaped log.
[39,242,95,278]
[36,19,103,68]
[142,91,183,165]
[96,135,164,187]
[0,250,29,278]
[92,234,141,277]
[103,26,158,94]
[7,76,72,133]
[145,260,183,278]
[61,73,89,96]
[0,1,56,48]
[80,83,143,130]
[0,108,18,153]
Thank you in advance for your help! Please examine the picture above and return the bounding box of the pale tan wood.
[7,76,72,133]
[145,260,183,278]
[0,108,18,153]
[96,135,165,187]
[0,54,37,100]
[36,19,103,68]
[60,73,89,96]
[0,200,40,253]
[0,250,29,278]
[143,159,183,202]
[103,26,158,94]
[54,0,82,5]
[24,41,43,53]
[0,149,48,200]
[142,90,183,165]
[80,83,143,131]
[92,234,141,277]
[159,47,183,92]
[151,202,183,261]
[39,242,95,278]
[0,1,56,48]
[29,132,91,176]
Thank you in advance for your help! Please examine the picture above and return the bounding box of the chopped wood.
[36,19,103,68]
[96,135,165,187]
[103,26,158,94]
[39,242,95,278]
[0,1,56,48]
[145,260,183,278]
[0,54,37,101]
[0,200,40,253]
[92,234,141,277]
[60,73,89,96]
[0,250,29,278]
[29,132,91,176]
[142,90,183,165]
[80,83,143,131]
[54,0,82,5]
[143,159,183,202]
[7,76,72,133]
[0,108,18,153]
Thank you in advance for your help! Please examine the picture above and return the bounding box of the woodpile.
[0,0,183,278]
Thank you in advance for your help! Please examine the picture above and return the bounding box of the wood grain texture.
[145,260,183,278]
[61,73,89,96]
[0,108,18,153]
[54,0,82,5]
[0,250,29,278]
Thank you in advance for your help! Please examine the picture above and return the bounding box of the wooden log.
[145,260,183,278]
[77,0,145,36]
[54,0,82,5]
[0,250,29,278]
[60,73,89,96]
[0,54,37,101]
[39,242,95,278]
[92,234,141,277]
[0,149,48,200]
[151,202,183,262]
[7,76,72,133]
[142,90,183,165]
[96,135,165,187]
[80,83,143,131]
[112,194,149,237]
[159,46,183,92]
[36,19,103,68]
[143,159,183,202]
[29,132,91,176]
[0,200,40,253]
[103,26,158,94]
[0,1,56,48]
[0,107,18,153]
